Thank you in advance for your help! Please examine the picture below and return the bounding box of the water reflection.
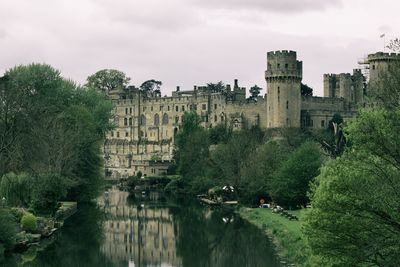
[11,188,281,267]
[99,190,181,266]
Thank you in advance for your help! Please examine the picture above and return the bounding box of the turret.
[265,50,302,128]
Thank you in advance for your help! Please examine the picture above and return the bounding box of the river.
[4,188,282,267]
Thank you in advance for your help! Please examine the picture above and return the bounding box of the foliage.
[140,79,162,97]
[304,108,400,266]
[189,176,217,195]
[206,81,225,93]
[175,112,210,182]
[0,172,33,207]
[210,127,265,202]
[85,69,130,94]
[0,64,112,205]
[301,83,313,97]
[240,140,291,204]
[312,113,346,158]
[300,83,313,97]
[21,213,38,232]
[209,124,231,144]
[0,209,18,250]
[270,142,324,208]
[249,85,262,100]
[31,174,69,215]
[386,38,400,52]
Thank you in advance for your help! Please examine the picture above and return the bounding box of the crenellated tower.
[265,50,302,128]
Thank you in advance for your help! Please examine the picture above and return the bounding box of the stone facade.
[104,50,399,179]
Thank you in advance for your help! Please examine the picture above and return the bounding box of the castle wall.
[301,96,359,129]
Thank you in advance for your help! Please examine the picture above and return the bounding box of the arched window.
[129,118,132,126]
[154,114,160,126]
[140,114,146,125]
[124,118,128,126]
[175,116,179,124]
[286,100,289,109]
[162,113,169,125]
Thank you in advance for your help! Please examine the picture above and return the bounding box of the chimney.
[234,79,239,89]
[194,85,197,91]
[176,86,180,91]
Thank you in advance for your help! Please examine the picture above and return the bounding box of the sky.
[0,0,398,96]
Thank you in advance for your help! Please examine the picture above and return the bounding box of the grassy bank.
[239,207,310,266]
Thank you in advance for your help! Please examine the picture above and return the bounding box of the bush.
[31,174,69,214]
[0,209,18,250]
[189,176,217,194]
[21,213,37,232]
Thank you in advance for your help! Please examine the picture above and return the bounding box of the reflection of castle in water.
[98,189,182,267]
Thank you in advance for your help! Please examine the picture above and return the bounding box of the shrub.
[31,174,69,214]
[21,213,37,232]
[189,176,216,194]
[0,209,18,250]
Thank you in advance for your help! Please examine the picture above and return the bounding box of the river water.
[4,188,282,267]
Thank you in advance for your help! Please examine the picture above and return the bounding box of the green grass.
[240,207,310,266]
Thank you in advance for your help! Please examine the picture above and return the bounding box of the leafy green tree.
[304,108,400,266]
[240,140,291,204]
[210,127,264,201]
[270,141,323,207]
[249,85,262,100]
[206,81,225,93]
[209,124,231,144]
[140,79,162,97]
[31,174,70,214]
[0,64,112,205]
[0,173,33,207]
[86,69,130,95]
[301,83,313,97]
[176,112,210,185]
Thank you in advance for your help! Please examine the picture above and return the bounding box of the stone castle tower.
[265,50,302,128]
[367,52,400,84]
[323,69,364,103]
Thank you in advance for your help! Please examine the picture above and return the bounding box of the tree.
[249,85,261,100]
[208,124,231,144]
[175,112,210,186]
[140,79,162,97]
[304,108,400,266]
[387,38,400,52]
[270,141,323,207]
[240,140,291,204]
[206,81,225,93]
[86,69,130,95]
[301,83,313,97]
[210,127,264,201]
[0,64,113,205]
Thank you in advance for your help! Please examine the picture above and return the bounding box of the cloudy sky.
[0,0,398,96]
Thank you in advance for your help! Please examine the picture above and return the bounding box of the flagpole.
[380,33,386,52]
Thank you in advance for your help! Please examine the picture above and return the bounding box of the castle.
[104,50,400,179]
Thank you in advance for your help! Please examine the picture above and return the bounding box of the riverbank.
[239,207,310,266]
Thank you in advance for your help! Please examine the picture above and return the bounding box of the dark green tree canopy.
[249,85,262,100]
[301,83,313,97]
[86,69,130,94]
[140,79,162,97]
[206,81,225,93]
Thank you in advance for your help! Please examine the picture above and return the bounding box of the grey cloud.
[92,0,201,31]
[189,0,343,13]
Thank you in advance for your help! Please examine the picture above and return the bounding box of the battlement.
[266,50,302,80]
[267,50,297,58]
[367,52,400,62]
